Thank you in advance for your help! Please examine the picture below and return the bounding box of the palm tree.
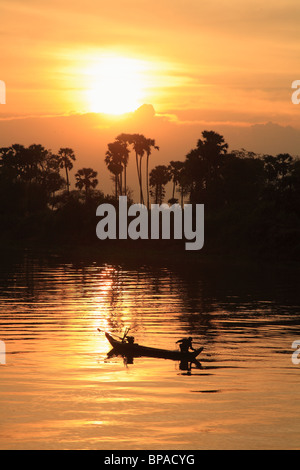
[25,144,50,183]
[116,133,159,205]
[75,167,98,202]
[130,134,146,205]
[145,138,159,209]
[116,133,142,202]
[105,141,128,198]
[176,164,190,206]
[149,165,171,205]
[115,134,130,196]
[185,131,228,203]
[57,148,76,194]
[168,160,184,203]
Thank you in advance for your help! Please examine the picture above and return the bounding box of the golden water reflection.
[0,253,300,449]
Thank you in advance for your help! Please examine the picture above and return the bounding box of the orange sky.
[1,0,300,127]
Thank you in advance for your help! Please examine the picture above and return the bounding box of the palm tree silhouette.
[168,160,183,204]
[116,133,159,205]
[57,148,76,194]
[149,165,171,204]
[176,165,190,206]
[116,133,142,202]
[75,167,98,202]
[105,141,128,198]
[130,134,146,204]
[185,131,228,203]
[145,138,159,209]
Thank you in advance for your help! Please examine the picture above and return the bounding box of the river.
[0,249,299,449]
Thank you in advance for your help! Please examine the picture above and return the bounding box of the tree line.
[103,131,300,214]
[0,131,300,258]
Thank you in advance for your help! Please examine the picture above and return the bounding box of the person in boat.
[176,337,195,353]
[126,335,135,344]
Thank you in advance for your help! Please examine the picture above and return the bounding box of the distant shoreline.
[1,236,299,273]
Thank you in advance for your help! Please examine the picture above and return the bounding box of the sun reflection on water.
[0,255,300,449]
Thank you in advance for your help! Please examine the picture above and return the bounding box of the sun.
[85,55,146,115]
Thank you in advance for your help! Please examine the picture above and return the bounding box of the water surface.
[0,250,299,449]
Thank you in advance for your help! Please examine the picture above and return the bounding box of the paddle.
[97,328,124,341]
[122,327,131,342]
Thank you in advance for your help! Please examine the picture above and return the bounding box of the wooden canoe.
[105,332,203,362]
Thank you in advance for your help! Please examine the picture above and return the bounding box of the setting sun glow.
[85,56,147,115]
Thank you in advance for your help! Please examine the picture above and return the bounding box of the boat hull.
[105,332,203,362]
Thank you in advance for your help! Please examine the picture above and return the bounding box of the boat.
[103,331,203,362]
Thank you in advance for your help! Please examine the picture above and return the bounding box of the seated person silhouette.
[126,335,135,344]
[176,337,195,353]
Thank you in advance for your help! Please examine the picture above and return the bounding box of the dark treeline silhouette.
[105,133,159,208]
[1,131,300,260]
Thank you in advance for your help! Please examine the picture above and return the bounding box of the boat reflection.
[106,347,202,374]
